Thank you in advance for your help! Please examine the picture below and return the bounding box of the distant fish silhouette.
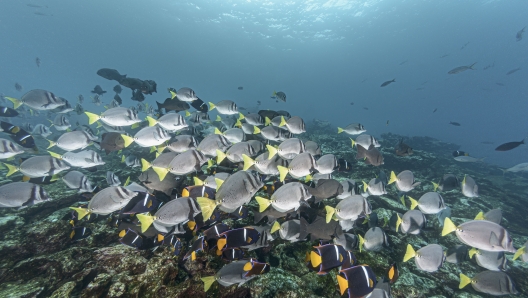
[516,26,525,41]
[506,68,521,75]
[35,57,40,67]
[449,122,461,126]
[380,79,395,87]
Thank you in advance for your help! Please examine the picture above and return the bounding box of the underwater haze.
[1,0,528,167]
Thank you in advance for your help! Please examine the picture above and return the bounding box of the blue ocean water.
[1,0,527,168]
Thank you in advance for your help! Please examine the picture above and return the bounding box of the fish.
[151,149,207,180]
[54,100,73,113]
[304,141,321,156]
[216,142,256,164]
[91,85,107,96]
[388,170,420,192]
[4,156,70,178]
[240,113,265,126]
[307,179,344,202]
[442,218,516,252]
[433,108,437,113]
[15,83,22,92]
[100,132,127,154]
[404,244,445,272]
[85,107,141,127]
[62,171,96,193]
[495,138,525,151]
[198,171,263,220]
[407,192,445,214]
[315,154,338,174]
[49,150,105,169]
[474,209,502,225]
[395,139,413,156]
[449,121,461,126]
[461,175,478,197]
[299,216,342,242]
[445,245,468,264]
[70,226,92,243]
[271,91,286,102]
[432,174,459,192]
[363,177,387,196]
[74,103,84,115]
[255,182,311,213]
[337,265,377,298]
[516,26,526,41]
[271,219,301,242]
[352,134,380,149]
[35,57,40,67]
[48,130,96,151]
[6,89,65,110]
[216,227,260,251]
[254,125,291,142]
[0,182,50,208]
[0,106,19,117]
[97,68,127,82]
[209,100,239,115]
[277,152,317,182]
[469,248,507,271]
[238,86,243,90]
[0,138,25,159]
[454,155,485,163]
[380,79,395,87]
[136,196,201,233]
[337,123,366,135]
[506,67,521,75]
[91,94,102,106]
[0,121,37,150]
[106,171,121,186]
[359,227,388,252]
[308,244,348,275]
[70,186,137,220]
[396,210,427,235]
[123,155,141,168]
[279,116,305,134]
[146,113,187,132]
[326,194,371,222]
[51,114,71,131]
[448,63,476,74]
[170,87,198,102]
[113,85,122,94]
[124,126,171,148]
[196,134,231,157]
[459,271,518,296]
[201,260,264,292]
[215,127,245,144]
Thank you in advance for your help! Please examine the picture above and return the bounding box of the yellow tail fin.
[242,154,255,171]
[69,207,90,220]
[441,217,457,236]
[145,116,157,127]
[141,159,151,172]
[432,181,439,192]
[277,166,288,182]
[325,206,336,223]
[266,144,277,160]
[4,163,18,177]
[201,276,216,292]
[459,273,471,289]
[255,196,271,212]
[209,102,216,111]
[388,171,398,185]
[136,213,155,233]
[152,167,169,181]
[337,127,344,134]
[5,97,22,109]
[84,112,101,125]
[270,221,281,233]
[403,244,416,262]
[196,197,218,221]
[120,134,134,148]
[408,196,418,210]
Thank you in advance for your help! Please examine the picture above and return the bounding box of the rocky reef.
[0,122,527,297]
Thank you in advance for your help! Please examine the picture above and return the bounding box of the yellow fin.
[201,276,216,292]
[325,206,336,223]
[209,102,216,111]
[157,145,166,154]
[468,248,478,259]
[266,144,277,160]
[185,110,190,117]
[196,197,218,221]
[362,181,368,193]
[264,116,271,126]
[459,273,471,289]
[124,176,131,186]
[400,195,406,208]
[403,244,416,262]
[152,167,169,181]
[474,211,485,220]
[5,97,22,109]
[358,234,364,253]
[4,163,18,177]
[47,140,56,149]
[69,207,90,220]
[350,138,356,148]
[121,155,125,163]
[193,177,204,186]
[216,149,226,164]
[145,116,157,127]
[408,196,418,210]
[120,134,134,148]
[235,119,242,128]
[255,196,271,212]
[395,214,402,233]
[136,213,155,233]
[513,246,525,261]
[432,181,439,192]
[388,171,398,185]
[130,123,140,130]
[214,128,223,135]
[84,112,101,125]
[119,230,126,238]
[337,275,348,296]
[253,126,261,134]
[217,238,226,250]
[188,221,196,231]
[304,175,312,183]
[141,159,151,172]
[310,251,322,267]
[279,116,287,127]
[170,90,177,99]
[238,112,244,121]
[243,261,253,271]
[277,166,288,182]
[242,154,255,171]
[47,151,63,159]
[157,234,165,242]
[215,178,224,189]
[149,146,156,154]
[22,176,30,182]
[270,221,280,234]
[337,127,343,134]
[441,217,457,236]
